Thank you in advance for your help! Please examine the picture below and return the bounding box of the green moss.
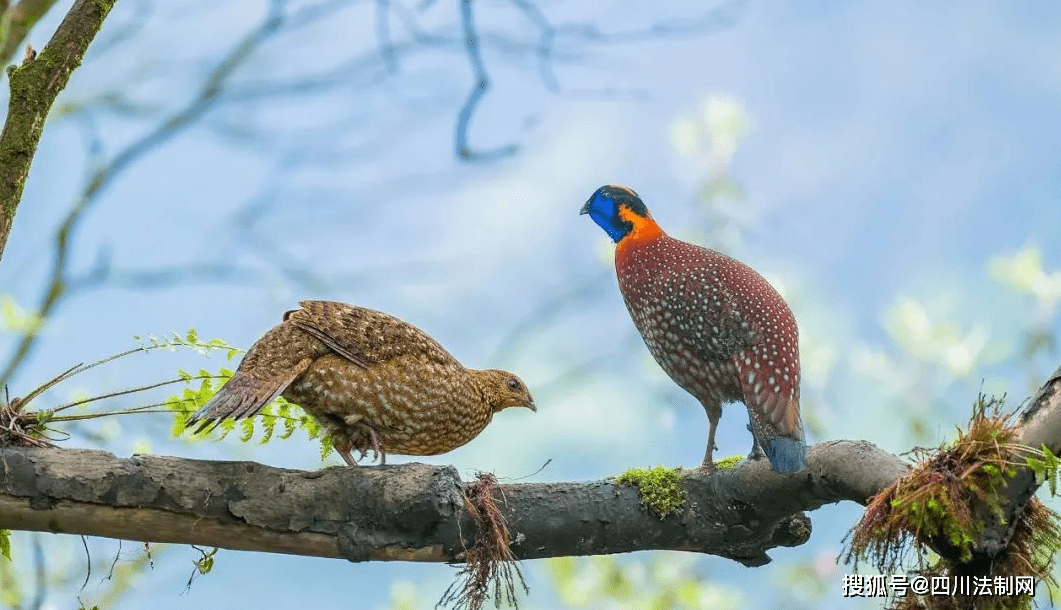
[615,467,686,519]
[844,395,1061,610]
[716,455,742,470]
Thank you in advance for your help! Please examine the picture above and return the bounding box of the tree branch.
[0,441,906,567]
[456,0,517,162]
[0,0,61,66]
[0,0,115,267]
[0,0,289,388]
[969,363,1061,558]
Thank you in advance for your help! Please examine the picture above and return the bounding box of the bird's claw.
[353,422,385,465]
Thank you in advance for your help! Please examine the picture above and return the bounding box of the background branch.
[456,0,517,162]
[0,0,60,66]
[0,0,362,389]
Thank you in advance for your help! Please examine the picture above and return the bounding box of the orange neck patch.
[617,205,664,246]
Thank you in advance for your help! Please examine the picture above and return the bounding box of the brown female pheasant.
[186,300,536,465]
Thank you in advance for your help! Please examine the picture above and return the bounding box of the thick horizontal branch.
[0,440,907,567]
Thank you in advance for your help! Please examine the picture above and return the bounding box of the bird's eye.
[507,378,521,391]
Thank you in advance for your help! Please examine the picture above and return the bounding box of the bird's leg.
[340,414,379,465]
[337,448,358,467]
[746,422,766,461]
[333,437,359,467]
[700,401,721,472]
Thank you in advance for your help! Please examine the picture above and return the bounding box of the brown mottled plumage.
[186,301,535,465]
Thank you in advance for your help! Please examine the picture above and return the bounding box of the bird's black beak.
[579,202,591,215]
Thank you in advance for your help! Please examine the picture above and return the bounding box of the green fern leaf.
[260,413,276,445]
[217,418,236,440]
[281,415,298,440]
[319,435,334,461]
[171,409,188,438]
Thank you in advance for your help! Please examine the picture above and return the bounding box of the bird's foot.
[354,422,385,465]
[696,458,719,474]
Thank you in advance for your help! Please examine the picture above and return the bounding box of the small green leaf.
[217,418,236,440]
[171,408,188,438]
[194,547,218,575]
[260,414,276,445]
[320,434,335,460]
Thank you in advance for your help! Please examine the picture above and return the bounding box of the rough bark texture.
[0,0,115,265]
[970,363,1061,557]
[0,440,907,566]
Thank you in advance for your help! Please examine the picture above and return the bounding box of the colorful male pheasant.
[187,301,536,465]
[581,185,806,472]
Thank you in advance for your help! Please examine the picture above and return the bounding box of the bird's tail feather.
[185,373,289,431]
[762,436,807,473]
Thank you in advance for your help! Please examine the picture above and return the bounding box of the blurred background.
[1,1,1061,608]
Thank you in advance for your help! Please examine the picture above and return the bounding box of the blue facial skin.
[580,188,629,242]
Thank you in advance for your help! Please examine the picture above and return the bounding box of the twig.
[376,0,397,72]
[0,0,61,66]
[455,0,517,162]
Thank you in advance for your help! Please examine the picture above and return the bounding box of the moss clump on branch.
[716,455,743,470]
[615,466,687,519]
[844,395,1061,610]
[439,472,527,610]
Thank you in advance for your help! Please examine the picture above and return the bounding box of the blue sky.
[2,1,1061,608]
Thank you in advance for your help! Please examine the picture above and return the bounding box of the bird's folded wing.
[679,278,763,362]
[284,300,457,368]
